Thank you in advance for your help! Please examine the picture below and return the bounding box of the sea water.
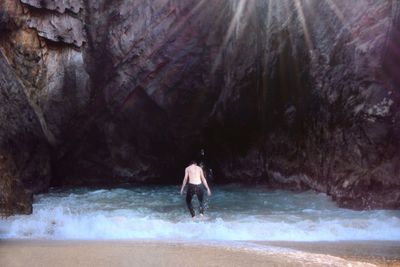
[1,185,399,241]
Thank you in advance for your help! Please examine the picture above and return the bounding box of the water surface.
[1,185,399,241]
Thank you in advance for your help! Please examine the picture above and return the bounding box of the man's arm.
[200,168,211,196]
[180,168,188,195]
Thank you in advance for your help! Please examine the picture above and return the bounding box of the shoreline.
[257,241,400,267]
[1,240,399,267]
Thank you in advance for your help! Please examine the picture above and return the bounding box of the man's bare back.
[180,163,211,194]
[186,164,202,185]
[180,162,211,217]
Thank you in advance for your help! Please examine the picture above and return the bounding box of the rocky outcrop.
[0,51,51,215]
[0,0,399,214]
[0,0,88,214]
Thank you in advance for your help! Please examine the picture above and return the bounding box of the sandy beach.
[1,240,399,267]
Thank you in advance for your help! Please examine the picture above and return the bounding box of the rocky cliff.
[0,0,399,214]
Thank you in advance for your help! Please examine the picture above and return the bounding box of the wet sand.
[0,240,398,267]
[258,241,400,267]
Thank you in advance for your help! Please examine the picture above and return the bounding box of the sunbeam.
[212,0,248,73]
[257,0,274,115]
[293,0,314,51]
[110,0,211,111]
[326,0,347,26]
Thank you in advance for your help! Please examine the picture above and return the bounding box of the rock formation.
[0,0,399,214]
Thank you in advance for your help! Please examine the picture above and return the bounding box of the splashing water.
[1,185,399,241]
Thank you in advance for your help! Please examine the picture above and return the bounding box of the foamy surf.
[1,185,399,241]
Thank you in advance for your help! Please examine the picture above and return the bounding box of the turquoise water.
[1,185,399,241]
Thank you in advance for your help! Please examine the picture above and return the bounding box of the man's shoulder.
[186,164,202,171]
[186,166,193,171]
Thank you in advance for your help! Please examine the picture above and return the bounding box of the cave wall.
[204,0,400,209]
[0,0,399,214]
[52,0,230,185]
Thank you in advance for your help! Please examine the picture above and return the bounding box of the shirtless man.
[180,161,211,217]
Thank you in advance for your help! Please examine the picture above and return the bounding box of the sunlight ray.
[293,0,314,51]
[260,0,274,103]
[212,0,247,72]
[284,0,302,91]
[326,0,347,26]
[111,0,210,109]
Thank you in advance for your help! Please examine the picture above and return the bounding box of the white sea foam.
[1,186,399,241]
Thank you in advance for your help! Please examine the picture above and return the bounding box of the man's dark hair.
[190,160,197,165]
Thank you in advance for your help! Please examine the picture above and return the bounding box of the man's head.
[190,160,197,165]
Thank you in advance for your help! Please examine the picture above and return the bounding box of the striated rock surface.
[0,0,89,214]
[0,51,51,214]
[0,0,399,214]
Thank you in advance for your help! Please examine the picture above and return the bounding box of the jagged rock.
[21,0,82,14]
[27,13,85,46]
